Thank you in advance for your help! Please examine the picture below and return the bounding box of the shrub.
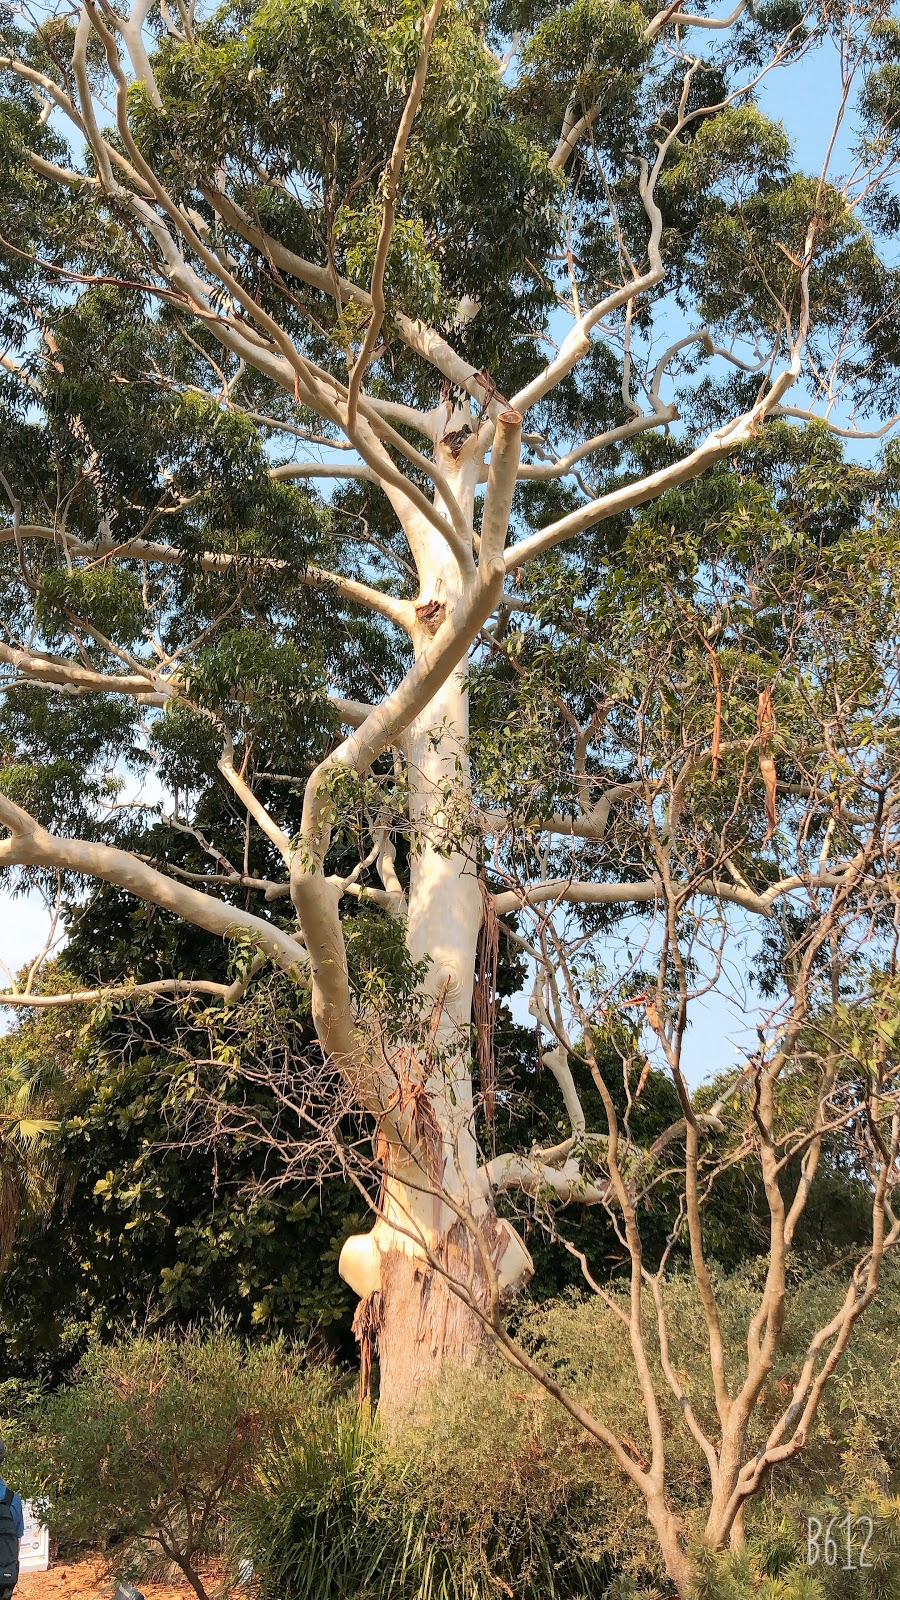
[9,1327,339,1600]
[237,1410,608,1600]
[234,1265,900,1600]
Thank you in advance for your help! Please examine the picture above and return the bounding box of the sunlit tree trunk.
[338,427,531,1415]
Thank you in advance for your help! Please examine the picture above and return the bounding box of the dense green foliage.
[0,969,874,1394]
[10,1329,340,1600]
[0,0,898,945]
[0,1055,58,1274]
[226,1264,900,1600]
[10,1291,897,1600]
[8,1292,898,1600]
[0,993,362,1383]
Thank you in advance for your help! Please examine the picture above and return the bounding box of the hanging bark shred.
[352,1289,384,1407]
[380,1052,444,1181]
[475,877,500,1137]
[757,685,778,842]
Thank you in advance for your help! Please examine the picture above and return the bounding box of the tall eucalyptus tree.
[3,0,900,1580]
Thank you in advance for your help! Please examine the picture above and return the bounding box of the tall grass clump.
[238,1406,609,1600]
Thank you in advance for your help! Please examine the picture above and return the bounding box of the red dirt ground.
[18,1557,219,1600]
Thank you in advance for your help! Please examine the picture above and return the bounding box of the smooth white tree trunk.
[337,432,531,1415]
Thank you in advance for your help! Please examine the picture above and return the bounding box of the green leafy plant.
[10,1330,340,1600]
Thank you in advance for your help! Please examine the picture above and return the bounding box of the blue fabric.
[0,1480,24,1540]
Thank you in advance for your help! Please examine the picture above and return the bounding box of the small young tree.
[11,1330,338,1600]
[3,0,900,1587]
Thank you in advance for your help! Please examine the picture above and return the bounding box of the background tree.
[2,0,900,1588]
[0,1056,58,1271]
[0,973,363,1384]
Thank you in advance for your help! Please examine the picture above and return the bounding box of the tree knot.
[415,598,447,634]
[440,424,473,459]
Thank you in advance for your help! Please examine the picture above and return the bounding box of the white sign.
[19,1503,49,1574]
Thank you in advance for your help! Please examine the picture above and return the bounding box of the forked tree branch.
[0,789,308,972]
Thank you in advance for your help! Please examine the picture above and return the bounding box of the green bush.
[236,1410,609,1600]
[232,1265,900,1600]
[9,1327,340,1600]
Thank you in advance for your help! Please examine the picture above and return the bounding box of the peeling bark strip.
[440,425,473,459]
[474,877,500,1133]
[352,1289,384,1407]
[757,686,778,841]
[379,1061,444,1183]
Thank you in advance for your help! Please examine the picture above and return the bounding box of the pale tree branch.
[644,0,749,40]
[346,0,445,427]
[217,740,293,866]
[645,1270,721,1483]
[550,99,601,172]
[290,555,507,1077]
[0,970,260,1007]
[479,410,524,563]
[775,404,900,440]
[510,156,665,417]
[484,1151,611,1204]
[0,640,167,703]
[1,525,416,633]
[202,187,505,423]
[59,9,474,564]
[269,461,377,482]
[0,788,308,972]
[515,410,676,482]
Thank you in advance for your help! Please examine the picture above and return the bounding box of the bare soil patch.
[18,1557,220,1600]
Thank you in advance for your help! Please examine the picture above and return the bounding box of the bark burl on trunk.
[343,1208,533,1421]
